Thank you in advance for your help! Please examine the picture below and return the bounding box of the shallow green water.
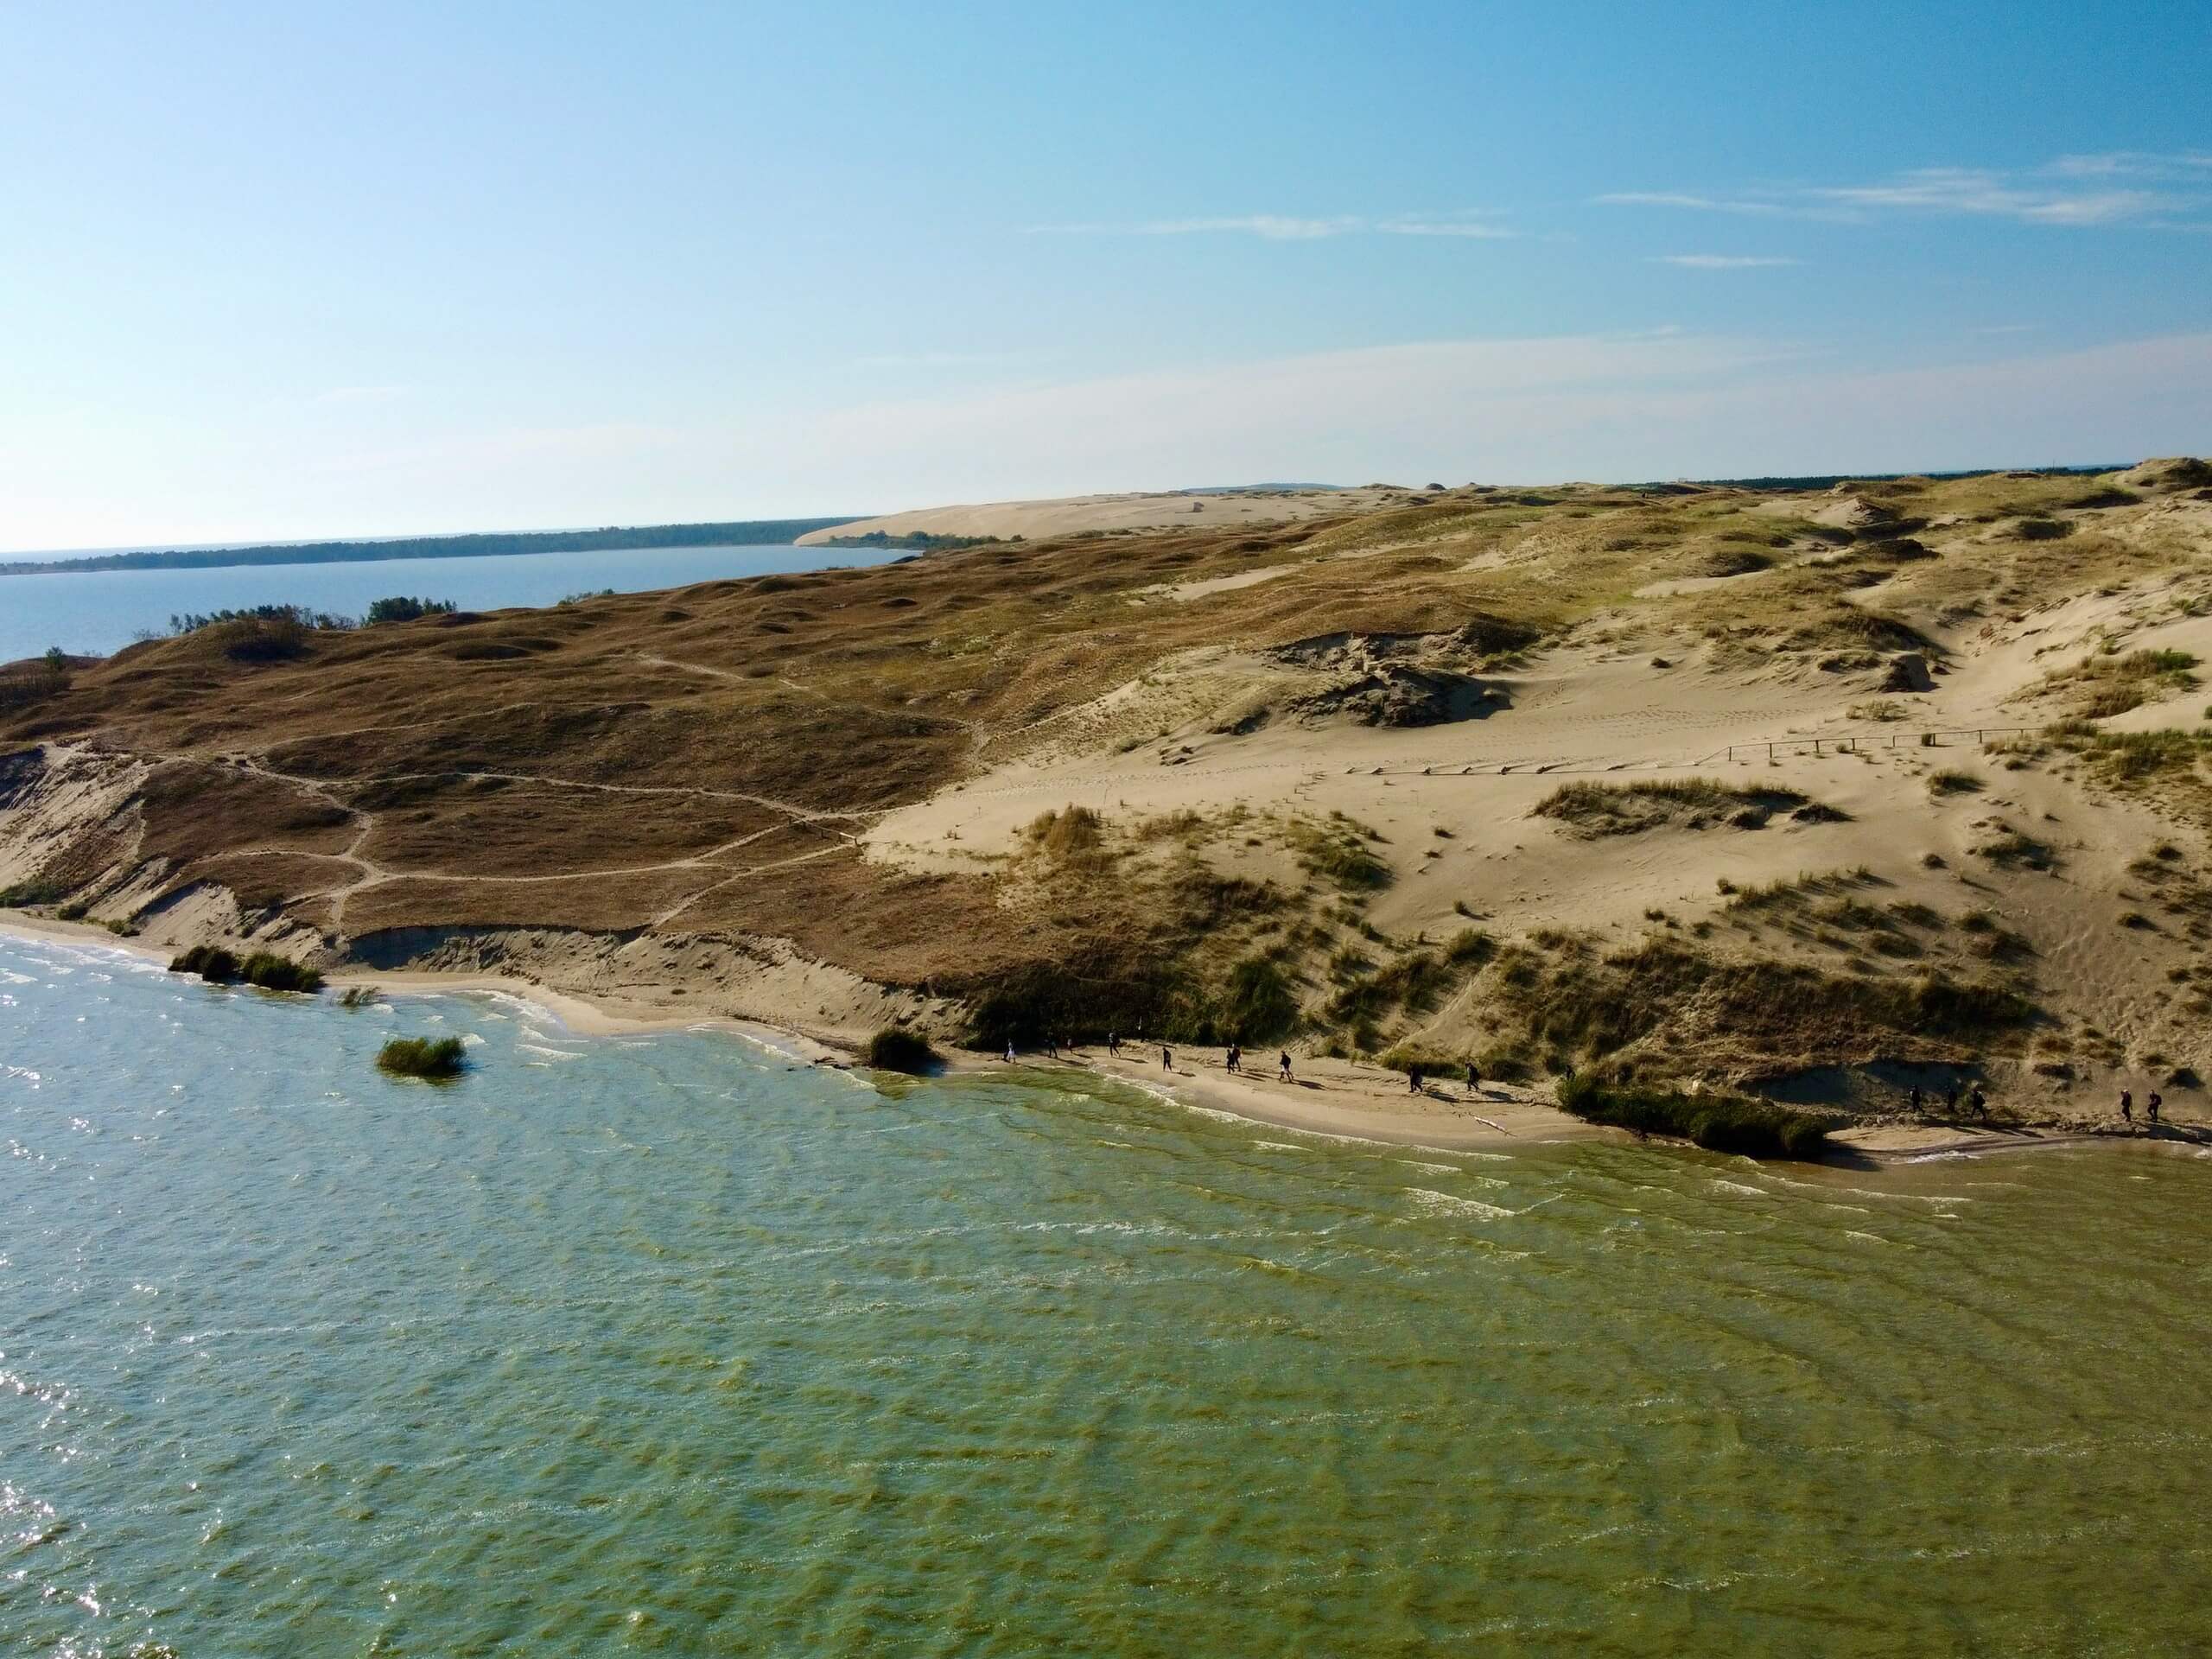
[4,936,2210,1656]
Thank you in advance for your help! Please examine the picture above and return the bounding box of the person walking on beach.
[1161,1044,1173,1074]
[1279,1051,1294,1084]
[1003,1039,1015,1064]
[1107,1030,1120,1058]
[1466,1059,1481,1096]
[1225,1043,1242,1075]
[2148,1090,2163,1126]
[2120,1089,2134,1125]
[1970,1085,1987,1118]
[1945,1084,1961,1116]
[1044,1033,1058,1061]
[1408,1065,1423,1096]
[1909,1084,1923,1114]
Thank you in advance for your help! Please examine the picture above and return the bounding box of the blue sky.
[3,0,2208,550]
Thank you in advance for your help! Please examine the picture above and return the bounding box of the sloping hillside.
[6,461,2211,1126]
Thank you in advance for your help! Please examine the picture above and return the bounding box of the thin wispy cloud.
[2049,150,2212,180]
[1649,254,1800,269]
[1600,156,2203,227]
[1031,212,1517,241]
[1597,191,1808,219]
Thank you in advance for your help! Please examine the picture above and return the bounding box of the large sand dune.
[7,461,2212,1147]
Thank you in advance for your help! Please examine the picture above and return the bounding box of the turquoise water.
[4,934,2211,1656]
[0,543,893,665]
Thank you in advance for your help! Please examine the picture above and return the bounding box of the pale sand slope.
[865,556,2212,1120]
[794,486,1417,545]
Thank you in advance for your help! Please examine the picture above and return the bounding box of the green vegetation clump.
[1556,1072,1835,1158]
[376,1036,468,1079]
[1928,769,1983,795]
[365,595,458,626]
[864,1027,939,1072]
[170,944,240,982]
[238,952,324,993]
[0,875,69,907]
[170,945,322,992]
[338,986,382,1008]
[2038,648,2200,720]
[1535,778,1808,836]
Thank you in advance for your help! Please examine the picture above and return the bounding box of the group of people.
[1906,1083,1989,1117]
[1905,1079,2171,1128]
[2119,1089,2164,1126]
[1005,1030,1296,1083]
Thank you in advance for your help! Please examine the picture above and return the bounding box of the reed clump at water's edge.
[1556,1071,1836,1158]
[376,1036,468,1080]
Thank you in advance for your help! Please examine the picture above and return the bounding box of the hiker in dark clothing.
[1279,1051,1294,1083]
[1970,1085,1987,1118]
[2121,1090,2134,1125]
[1225,1044,1242,1074]
[1910,1085,1924,1114]
[1467,1059,1482,1096]
[1945,1084,1961,1116]
[1107,1030,1120,1057]
[1408,1065,1423,1096]
[1045,1033,1058,1060]
[2148,1090,2163,1126]
[1161,1045,1173,1073]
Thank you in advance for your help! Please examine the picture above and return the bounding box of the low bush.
[238,952,324,993]
[376,1036,468,1079]
[170,944,241,982]
[0,876,68,907]
[864,1027,938,1072]
[1556,1072,1835,1158]
[170,945,322,992]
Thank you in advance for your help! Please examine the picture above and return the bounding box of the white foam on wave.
[1251,1141,1310,1154]
[1405,1187,1516,1221]
[517,1042,583,1062]
[1710,1179,1770,1198]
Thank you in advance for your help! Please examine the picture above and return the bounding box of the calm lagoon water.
[0,543,894,664]
[4,931,2211,1656]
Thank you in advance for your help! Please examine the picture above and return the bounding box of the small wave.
[1406,1187,1516,1221]
[1710,1179,1769,1198]
[518,1042,583,1062]
[1251,1141,1310,1154]
[1397,1160,1461,1175]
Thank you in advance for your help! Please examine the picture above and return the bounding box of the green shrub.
[170,944,241,982]
[1556,1072,1835,1158]
[238,952,324,993]
[864,1027,938,1072]
[0,876,68,907]
[376,1036,468,1079]
[170,945,321,992]
[338,986,382,1009]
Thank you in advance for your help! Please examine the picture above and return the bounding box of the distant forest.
[1,518,861,576]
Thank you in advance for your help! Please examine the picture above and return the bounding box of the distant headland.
[0,518,862,576]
